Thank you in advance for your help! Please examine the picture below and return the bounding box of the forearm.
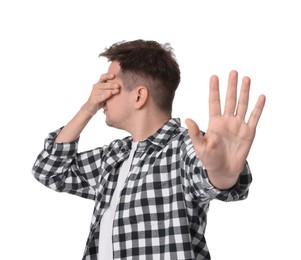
[32,127,103,200]
[55,105,93,143]
[186,158,252,202]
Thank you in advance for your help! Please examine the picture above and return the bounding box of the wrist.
[205,166,243,190]
[80,103,97,118]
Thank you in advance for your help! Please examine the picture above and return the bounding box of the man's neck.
[129,112,171,142]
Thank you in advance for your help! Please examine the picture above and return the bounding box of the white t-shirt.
[98,142,138,259]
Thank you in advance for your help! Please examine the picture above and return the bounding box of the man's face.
[103,61,134,130]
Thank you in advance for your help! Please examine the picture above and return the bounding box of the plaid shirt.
[32,118,252,260]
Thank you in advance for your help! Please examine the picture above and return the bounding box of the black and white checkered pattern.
[32,118,252,260]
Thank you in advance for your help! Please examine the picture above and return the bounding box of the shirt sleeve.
[32,128,105,200]
[182,138,252,203]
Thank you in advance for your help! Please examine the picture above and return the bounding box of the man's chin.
[105,118,119,129]
[105,118,114,128]
[105,118,125,131]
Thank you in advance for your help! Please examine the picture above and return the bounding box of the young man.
[32,39,266,259]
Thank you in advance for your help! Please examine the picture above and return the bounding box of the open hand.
[185,70,266,189]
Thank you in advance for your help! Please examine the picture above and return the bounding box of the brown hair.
[99,39,181,113]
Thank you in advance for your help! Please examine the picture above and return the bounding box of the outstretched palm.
[186,70,266,189]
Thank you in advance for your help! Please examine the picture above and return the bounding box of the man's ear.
[134,86,148,109]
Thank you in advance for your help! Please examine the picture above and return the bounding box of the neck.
[128,112,171,142]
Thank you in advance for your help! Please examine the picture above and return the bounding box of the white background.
[1,0,300,259]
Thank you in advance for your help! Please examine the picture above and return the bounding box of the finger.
[111,88,121,94]
[101,89,119,101]
[97,88,121,104]
[247,95,266,129]
[209,75,222,117]
[224,70,238,115]
[235,76,250,119]
[102,85,121,97]
[94,83,120,92]
[98,73,115,83]
[91,82,120,102]
[185,118,205,146]
[98,82,120,90]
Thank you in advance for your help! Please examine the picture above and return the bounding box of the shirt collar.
[143,118,181,148]
[122,118,182,151]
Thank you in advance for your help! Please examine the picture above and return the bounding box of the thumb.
[185,118,206,148]
[185,118,206,161]
[185,118,201,138]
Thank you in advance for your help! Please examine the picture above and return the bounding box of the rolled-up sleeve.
[183,139,252,203]
[192,160,252,202]
[32,129,104,200]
